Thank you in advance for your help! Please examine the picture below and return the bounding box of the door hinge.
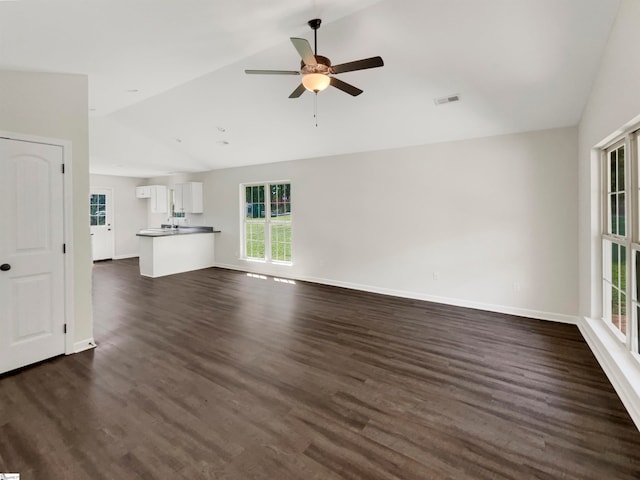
[64,324,67,334]
[63,243,66,254]
[61,163,65,174]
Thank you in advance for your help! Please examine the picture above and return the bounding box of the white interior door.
[90,188,114,260]
[0,137,67,374]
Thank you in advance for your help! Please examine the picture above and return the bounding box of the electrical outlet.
[433,272,440,281]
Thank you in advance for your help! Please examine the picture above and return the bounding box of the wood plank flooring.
[1,258,640,479]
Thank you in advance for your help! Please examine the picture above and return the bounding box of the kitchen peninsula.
[136,225,220,278]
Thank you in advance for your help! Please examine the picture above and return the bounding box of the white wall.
[577,0,640,429]
[0,69,92,346]
[579,0,640,318]
[184,127,578,322]
[90,174,148,258]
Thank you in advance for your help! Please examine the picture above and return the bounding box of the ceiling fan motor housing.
[301,55,332,74]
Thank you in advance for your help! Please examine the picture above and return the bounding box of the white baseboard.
[113,253,138,260]
[73,338,97,354]
[578,317,640,431]
[213,263,578,325]
[300,275,577,324]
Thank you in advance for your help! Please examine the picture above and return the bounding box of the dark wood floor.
[1,258,640,479]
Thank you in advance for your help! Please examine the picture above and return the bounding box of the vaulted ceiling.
[0,0,621,177]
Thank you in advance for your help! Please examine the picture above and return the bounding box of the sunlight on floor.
[246,273,296,284]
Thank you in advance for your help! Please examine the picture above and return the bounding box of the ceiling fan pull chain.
[314,92,318,127]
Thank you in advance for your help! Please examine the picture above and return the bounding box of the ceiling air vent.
[434,94,460,106]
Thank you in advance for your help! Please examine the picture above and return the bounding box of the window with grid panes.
[89,194,106,226]
[603,143,627,337]
[242,182,291,263]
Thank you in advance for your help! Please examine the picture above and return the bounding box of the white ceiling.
[0,0,621,177]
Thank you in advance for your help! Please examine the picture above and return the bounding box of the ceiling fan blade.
[331,56,384,74]
[330,77,363,96]
[290,38,317,66]
[289,83,307,98]
[245,69,300,75]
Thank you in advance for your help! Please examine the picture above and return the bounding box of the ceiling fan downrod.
[308,18,321,55]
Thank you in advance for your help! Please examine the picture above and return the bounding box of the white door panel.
[90,188,114,261]
[0,138,66,374]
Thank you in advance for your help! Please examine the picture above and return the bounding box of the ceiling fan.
[245,18,384,98]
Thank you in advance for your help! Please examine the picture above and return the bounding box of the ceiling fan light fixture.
[302,73,330,93]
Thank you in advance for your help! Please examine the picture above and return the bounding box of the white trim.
[0,130,76,356]
[113,253,138,260]
[62,141,75,355]
[73,338,96,353]
[579,316,640,431]
[213,262,578,325]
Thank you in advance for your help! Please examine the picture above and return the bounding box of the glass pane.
[637,305,640,353]
[610,195,616,236]
[271,224,291,262]
[612,243,620,288]
[90,204,98,215]
[635,251,640,301]
[603,281,612,321]
[618,193,626,236]
[611,284,620,324]
[621,245,627,292]
[90,216,97,226]
[258,186,264,203]
[98,194,106,206]
[245,223,265,259]
[90,194,100,204]
[246,186,252,203]
[617,290,627,334]
[603,240,612,283]
[97,216,106,226]
[610,151,617,192]
[617,149,625,194]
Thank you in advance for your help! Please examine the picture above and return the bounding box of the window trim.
[601,130,640,356]
[240,181,292,265]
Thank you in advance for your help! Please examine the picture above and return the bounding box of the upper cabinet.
[136,185,167,213]
[150,186,167,213]
[135,186,152,198]
[174,182,203,213]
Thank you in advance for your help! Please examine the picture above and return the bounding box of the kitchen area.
[90,174,220,277]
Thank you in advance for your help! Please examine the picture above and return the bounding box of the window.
[603,143,627,337]
[601,133,640,355]
[242,182,291,263]
[90,194,106,226]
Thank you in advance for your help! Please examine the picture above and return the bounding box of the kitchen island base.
[138,230,216,278]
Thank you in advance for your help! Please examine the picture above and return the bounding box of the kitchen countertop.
[136,226,221,237]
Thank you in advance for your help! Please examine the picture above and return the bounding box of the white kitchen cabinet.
[150,185,167,213]
[135,186,152,198]
[137,185,167,213]
[174,182,203,213]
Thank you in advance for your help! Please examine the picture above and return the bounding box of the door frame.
[90,186,115,260]
[0,130,75,355]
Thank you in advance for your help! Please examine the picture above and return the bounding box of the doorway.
[90,188,114,261]
[0,135,70,374]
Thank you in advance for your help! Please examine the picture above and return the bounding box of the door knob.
[0,264,11,272]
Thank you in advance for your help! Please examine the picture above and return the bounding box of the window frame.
[240,181,292,265]
[601,132,640,355]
